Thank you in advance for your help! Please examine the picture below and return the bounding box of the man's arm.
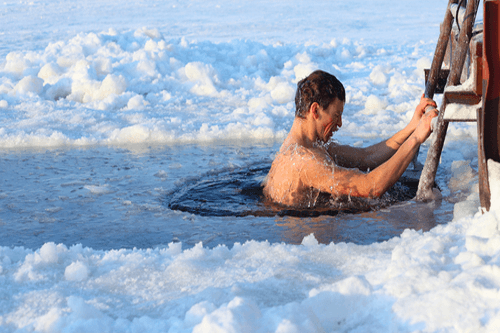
[303,108,438,198]
[326,137,406,172]
[327,95,437,171]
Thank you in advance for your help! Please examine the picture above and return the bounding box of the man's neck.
[285,117,318,149]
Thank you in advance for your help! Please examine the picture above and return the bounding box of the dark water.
[167,162,423,218]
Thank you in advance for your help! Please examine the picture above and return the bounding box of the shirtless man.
[263,70,438,207]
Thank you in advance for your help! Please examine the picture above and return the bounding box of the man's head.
[295,70,345,118]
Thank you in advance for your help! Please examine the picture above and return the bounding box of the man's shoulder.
[309,145,335,162]
[280,144,326,160]
[286,146,336,170]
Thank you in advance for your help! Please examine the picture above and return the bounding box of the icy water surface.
[0,144,454,250]
[168,162,428,217]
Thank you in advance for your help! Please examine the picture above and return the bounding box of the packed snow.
[1,0,499,332]
[443,103,480,121]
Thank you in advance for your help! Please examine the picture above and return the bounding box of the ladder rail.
[425,0,458,100]
[416,0,481,201]
[410,0,458,171]
[479,0,500,210]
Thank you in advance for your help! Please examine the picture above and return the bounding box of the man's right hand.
[413,107,439,143]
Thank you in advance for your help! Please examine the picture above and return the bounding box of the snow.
[1,0,457,148]
[445,75,476,93]
[489,159,500,210]
[444,102,480,121]
[0,0,498,332]
[2,214,500,332]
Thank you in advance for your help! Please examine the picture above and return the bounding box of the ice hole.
[166,162,424,218]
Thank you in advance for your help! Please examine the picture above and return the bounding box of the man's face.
[319,98,344,142]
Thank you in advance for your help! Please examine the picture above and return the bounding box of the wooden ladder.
[415,0,483,201]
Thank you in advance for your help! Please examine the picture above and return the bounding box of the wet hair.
[295,70,345,118]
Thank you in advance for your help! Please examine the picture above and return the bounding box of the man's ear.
[310,102,320,119]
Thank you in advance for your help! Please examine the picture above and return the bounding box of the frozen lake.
[2,1,500,332]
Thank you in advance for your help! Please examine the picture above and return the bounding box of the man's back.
[263,144,333,207]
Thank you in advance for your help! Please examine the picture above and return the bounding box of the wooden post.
[416,0,480,201]
[479,0,500,211]
[424,0,458,100]
[411,0,458,172]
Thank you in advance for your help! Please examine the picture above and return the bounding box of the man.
[263,70,438,207]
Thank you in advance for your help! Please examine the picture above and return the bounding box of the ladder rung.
[443,91,481,122]
[424,69,449,94]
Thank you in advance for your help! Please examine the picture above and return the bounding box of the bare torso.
[263,143,335,207]
[263,95,438,207]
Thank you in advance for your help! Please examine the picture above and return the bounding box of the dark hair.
[295,70,345,118]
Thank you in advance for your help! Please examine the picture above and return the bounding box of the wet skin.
[263,95,437,207]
